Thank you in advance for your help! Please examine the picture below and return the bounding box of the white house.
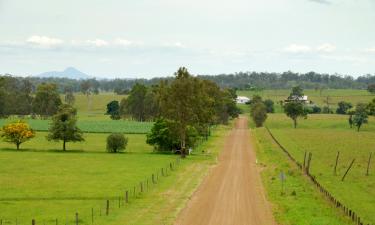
[285,95,309,103]
[236,96,250,104]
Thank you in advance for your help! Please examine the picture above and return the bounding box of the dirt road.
[174,117,276,225]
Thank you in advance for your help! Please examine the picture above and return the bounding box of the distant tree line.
[2,71,375,95]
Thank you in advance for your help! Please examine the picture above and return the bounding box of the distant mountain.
[35,67,92,79]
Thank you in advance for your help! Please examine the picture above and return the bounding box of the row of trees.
[2,71,375,96]
[0,77,64,118]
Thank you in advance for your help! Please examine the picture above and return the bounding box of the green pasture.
[0,119,153,134]
[263,114,375,223]
[253,128,351,224]
[0,119,231,224]
[69,93,124,117]
[237,89,374,110]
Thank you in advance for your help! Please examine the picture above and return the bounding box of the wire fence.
[265,127,373,225]
[0,157,182,225]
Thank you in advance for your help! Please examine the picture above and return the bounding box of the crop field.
[263,114,375,223]
[0,119,153,134]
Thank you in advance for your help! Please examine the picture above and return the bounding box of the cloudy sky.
[0,0,374,78]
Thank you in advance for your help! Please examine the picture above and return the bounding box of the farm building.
[284,95,310,103]
[236,96,250,104]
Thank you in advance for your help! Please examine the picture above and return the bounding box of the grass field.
[253,128,351,225]
[237,89,375,112]
[0,117,232,225]
[262,114,375,224]
[0,119,153,134]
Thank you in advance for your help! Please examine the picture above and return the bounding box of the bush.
[336,101,352,114]
[250,102,268,127]
[106,133,128,153]
[305,105,321,114]
[322,106,333,114]
[264,99,275,113]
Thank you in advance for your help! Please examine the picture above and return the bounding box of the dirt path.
[174,117,276,225]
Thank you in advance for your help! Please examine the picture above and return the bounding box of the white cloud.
[26,35,64,48]
[85,39,109,47]
[316,43,336,53]
[284,44,312,53]
[114,38,133,46]
[365,47,375,53]
[284,43,336,54]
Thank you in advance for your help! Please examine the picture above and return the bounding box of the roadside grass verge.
[253,127,352,225]
[263,113,375,223]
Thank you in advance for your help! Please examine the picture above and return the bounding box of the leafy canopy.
[1,120,35,150]
[47,104,84,151]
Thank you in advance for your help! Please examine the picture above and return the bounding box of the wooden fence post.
[125,190,129,203]
[342,159,355,181]
[334,151,340,175]
[366,152,372,176]
[56,218,58,225]
[32,219,36,225]
[152,174,155,184]
[75,212,78,225]
[118,196,121,208]
[106,200,109,215]
[91,208,94,224]
[140,182,143,192]
[303,151,307,169]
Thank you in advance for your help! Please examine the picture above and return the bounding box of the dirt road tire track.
[174,117,276,225]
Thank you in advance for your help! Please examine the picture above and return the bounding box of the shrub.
[322,106,333,114]
[336,101,352,114]
[264,99,275,113]
[106,133,128,153]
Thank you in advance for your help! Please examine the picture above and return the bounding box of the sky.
[0,0,374,78]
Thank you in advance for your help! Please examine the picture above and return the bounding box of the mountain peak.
[35,67,92,80]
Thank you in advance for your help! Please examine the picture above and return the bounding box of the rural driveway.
[175,117,276,225]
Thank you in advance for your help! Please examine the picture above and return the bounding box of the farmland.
[0,89,233,224]
[254,113,375,224]
[0,123,231,225]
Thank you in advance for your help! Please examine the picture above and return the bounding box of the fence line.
[265,127,372,225]
[0,157,182,225]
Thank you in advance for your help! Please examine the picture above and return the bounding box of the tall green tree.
[120,83,148,121]
[367,98,375,116]
[33,83,62,118]
[250,102,268,127]
[106,100,120,120]
[284,102,307,128]
[353,103,368,132]
[367,83,375,94]
[160,67,209,157]
[47,104,84,151]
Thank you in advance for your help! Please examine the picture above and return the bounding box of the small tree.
[1,121,35,150]
[106,100,120,120]
[336,101,352,114]
[284,102,307,128]
[367,98,375,116]
[65,91,75,106]
[106,133,128,153]
[250,102,268,127]
[263,99,275,113]
[367,83,375,94]
[47,104,84,151]
[353,103,368,132]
